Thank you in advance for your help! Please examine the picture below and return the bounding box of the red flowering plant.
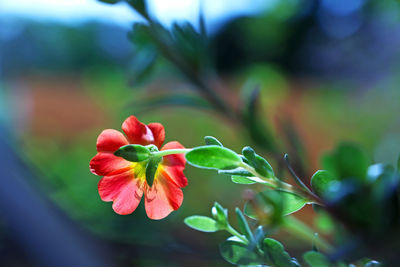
[90,115,396,266]
[89,0,400,265]
[89,115,189,219]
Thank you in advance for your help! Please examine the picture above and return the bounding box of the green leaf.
[263,238,293,267]
[186,145,242,170]
[218,167,252,177]
[126,0,148,18]
[114,144,150,162]
[171,22,207,71]
[303,251,330,267]
[240,155,250,165]
[280,192,310,215]
[211,202,228,226]
[219,237,265,265]
[322,143,370,181]
[245,190,282,225]
[245,190,309,220]
[204,136,223,146]
[397,154,400,171]
[310,170,336,197]
[236,208,254,242]
[184,216,222,232]
[145,156,161,187]
[242,146,274,178]
[232,176,256,185]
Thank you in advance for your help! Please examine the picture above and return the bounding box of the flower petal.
[90,152,131,176]
[162,164,188,188]
[98,170,144,215]
[161,141,186,165]
[96,129,128,153]
[122,115,155,145]
[144,170,183,220]
[161,141,187,188]
[148,123,165,148]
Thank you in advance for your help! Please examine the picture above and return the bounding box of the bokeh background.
[1,0,400,266]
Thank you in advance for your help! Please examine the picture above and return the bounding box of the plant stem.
[226,224,249,245]
[240,161,324,205]
[283,154,324,205]
[239,162,295,192]
[151,148,192,157]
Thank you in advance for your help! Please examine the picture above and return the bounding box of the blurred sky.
[0,0,271,29]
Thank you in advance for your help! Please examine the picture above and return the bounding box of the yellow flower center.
[130,160,164,186]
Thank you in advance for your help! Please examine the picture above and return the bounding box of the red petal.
[90,153,131,176]
[161,141,187,187]
[96,129,128,153]
[98,170,143,215]
[122,116,155,145]
[162,165,188,188]
[148,123,165,148]
[144,171,184,220]
[161,141,186,165]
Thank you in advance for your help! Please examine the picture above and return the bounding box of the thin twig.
[284,154,322,204]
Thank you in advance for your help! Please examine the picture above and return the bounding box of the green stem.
[226,224,249,245]
[239,162,294,192]
[284,154,323,204]
[239,162,323,205]
[151,148,192,157]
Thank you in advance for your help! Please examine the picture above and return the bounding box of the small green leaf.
[242,146,274,178]
[186,145,242,170]
[114,144,150,162]
[145,156,161,187]
[232,176,256,185]
[280,192,310,215]
[126,0,148,18]
[240,155,250,165]
[184,216,222,232]
[303,251,330,267]
[322,143,370,181]
[204,136,223,146]
[219,237,265,265]
[263,238,293,267]
[236,208,254,242]
[310,170,336,197]
[211,202,228,226]
[245,191,309,220]
[218,168,252,177]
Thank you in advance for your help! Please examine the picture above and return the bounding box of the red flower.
[89,116,188,220]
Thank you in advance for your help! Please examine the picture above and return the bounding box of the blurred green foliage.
[2,0,400,265]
